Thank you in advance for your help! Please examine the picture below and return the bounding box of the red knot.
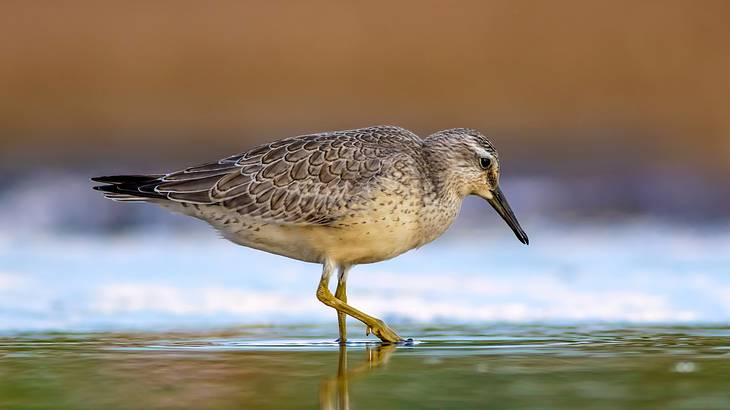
[93,125,528,343]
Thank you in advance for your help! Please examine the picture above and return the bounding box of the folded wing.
[93,126,420,226]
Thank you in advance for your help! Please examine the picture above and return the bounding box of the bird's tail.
[91,174,165,202]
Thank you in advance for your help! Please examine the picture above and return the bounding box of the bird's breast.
[319,190,461,264]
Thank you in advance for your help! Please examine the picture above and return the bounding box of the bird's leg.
[317,261,403,344]
[334,265,350,344]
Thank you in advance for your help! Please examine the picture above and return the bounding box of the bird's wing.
[154,126,422,225]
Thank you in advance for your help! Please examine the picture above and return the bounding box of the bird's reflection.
[319,344,396,410]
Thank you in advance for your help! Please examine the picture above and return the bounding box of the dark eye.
[479,157,492,169]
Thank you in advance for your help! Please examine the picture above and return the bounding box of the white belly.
[221,213,426,265]
[174,193,460,265]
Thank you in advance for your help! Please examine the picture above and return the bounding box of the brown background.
[1,1,728,180]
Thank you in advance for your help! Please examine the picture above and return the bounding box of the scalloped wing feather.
[151,126,423,225]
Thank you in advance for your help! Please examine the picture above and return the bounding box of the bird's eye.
[479,157,492,169]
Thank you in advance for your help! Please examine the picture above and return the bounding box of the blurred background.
[1,0,729,332]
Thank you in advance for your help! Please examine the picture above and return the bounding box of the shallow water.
[2,325,730,409]
[3,222,730,408]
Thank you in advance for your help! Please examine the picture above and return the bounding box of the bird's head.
[425,128,529,245]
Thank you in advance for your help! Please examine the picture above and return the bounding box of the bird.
[92,125,528,344]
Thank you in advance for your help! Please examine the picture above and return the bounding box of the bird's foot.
[366,320,404,344]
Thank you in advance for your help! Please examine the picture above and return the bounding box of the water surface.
[2,325,729,409]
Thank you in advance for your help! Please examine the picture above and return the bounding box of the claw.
[366,326,372,336]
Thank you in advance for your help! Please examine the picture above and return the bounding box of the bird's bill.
[486,187,529,245]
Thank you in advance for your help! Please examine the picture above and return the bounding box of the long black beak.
[486,186,529,245]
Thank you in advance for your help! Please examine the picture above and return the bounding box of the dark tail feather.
[91,175,162,184]
[91,174,166,201]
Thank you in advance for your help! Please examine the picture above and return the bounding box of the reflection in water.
[320,344,396,410]
[2,326,730,409]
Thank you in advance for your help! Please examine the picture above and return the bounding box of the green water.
[1,325,730,409]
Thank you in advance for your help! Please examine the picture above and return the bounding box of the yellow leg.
[334,265,350,344]
[317,261,403,344]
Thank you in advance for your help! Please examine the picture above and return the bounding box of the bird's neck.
[422,140,469,202]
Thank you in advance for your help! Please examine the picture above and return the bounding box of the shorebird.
[92,126,528,343]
